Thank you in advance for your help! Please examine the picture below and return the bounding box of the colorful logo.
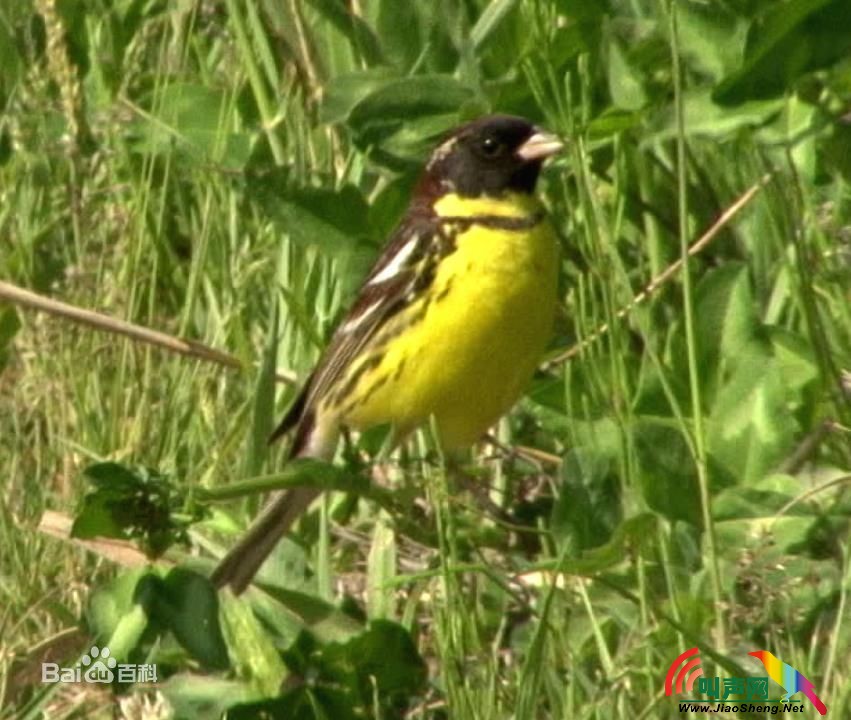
[665,647,704,696]
[748,650,827,716]
[664,647,828,715]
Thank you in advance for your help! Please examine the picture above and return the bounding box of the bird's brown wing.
[270,210,449,453]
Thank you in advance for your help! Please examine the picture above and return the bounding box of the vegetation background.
[2,0,851,717]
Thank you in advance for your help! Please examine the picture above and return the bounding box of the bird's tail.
[210,486,321,593]
[210,415,337,594]
[802,686,828,716]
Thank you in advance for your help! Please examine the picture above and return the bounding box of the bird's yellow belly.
[342,218,558,449]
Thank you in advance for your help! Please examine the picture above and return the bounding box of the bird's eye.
[479,136,504,158]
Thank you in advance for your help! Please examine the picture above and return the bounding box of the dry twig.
[544,173,773,367]
[0,280,296,384]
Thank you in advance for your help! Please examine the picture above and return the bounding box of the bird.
[211,114,563,593]
[747,650,827,715]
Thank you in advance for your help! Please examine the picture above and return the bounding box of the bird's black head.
[419,115,562,199]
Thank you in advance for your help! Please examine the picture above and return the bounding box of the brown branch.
[2,175,773,388]
[0,280,297,384]
[38,510,153,568]
[544,173,774,368]
[482,432,563,467]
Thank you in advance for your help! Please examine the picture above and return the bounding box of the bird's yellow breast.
[339,192,559,449]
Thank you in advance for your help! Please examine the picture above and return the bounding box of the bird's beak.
[516,129,563,161]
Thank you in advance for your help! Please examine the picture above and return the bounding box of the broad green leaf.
[105,599,155,665]
[676,1,748,81]
[714,0,851,104]
[228,621,424,716]
[373,1,423,70]
[346,74,472,147]
[161,675,256,719]
[707,349,797,485]
[131,82,251,169]
[608,39,646,111]
[70,490,128,541]
[227,686,356,720]
[84,461,148,488]
[372,112,460,166]
[769,327,818,393]
[470,0,520,50]
[695,263,758,365]
[349,75,472,125]
[206,525,364,643]
[569,416,623,460]
[320,68,400,125]
[158,568,230,671]
[665,262,761,407]
[634,418,702,525]
[713,473,851,547]
[587,108,642,139]
[87,569,158,661]
[711,482,842,622]
[551,447,621,553]
[647,89,783,142]
[261,184,372,256]
[754,95,819,178]
[534,513,658,576]
[219,592,289,697]
[72,463,196,557]
[302,0,384,67]
[322,620,427,704]
[255,584,363,644]
[546,15,603,69]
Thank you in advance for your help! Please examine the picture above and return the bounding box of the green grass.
[2,0,851,717]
